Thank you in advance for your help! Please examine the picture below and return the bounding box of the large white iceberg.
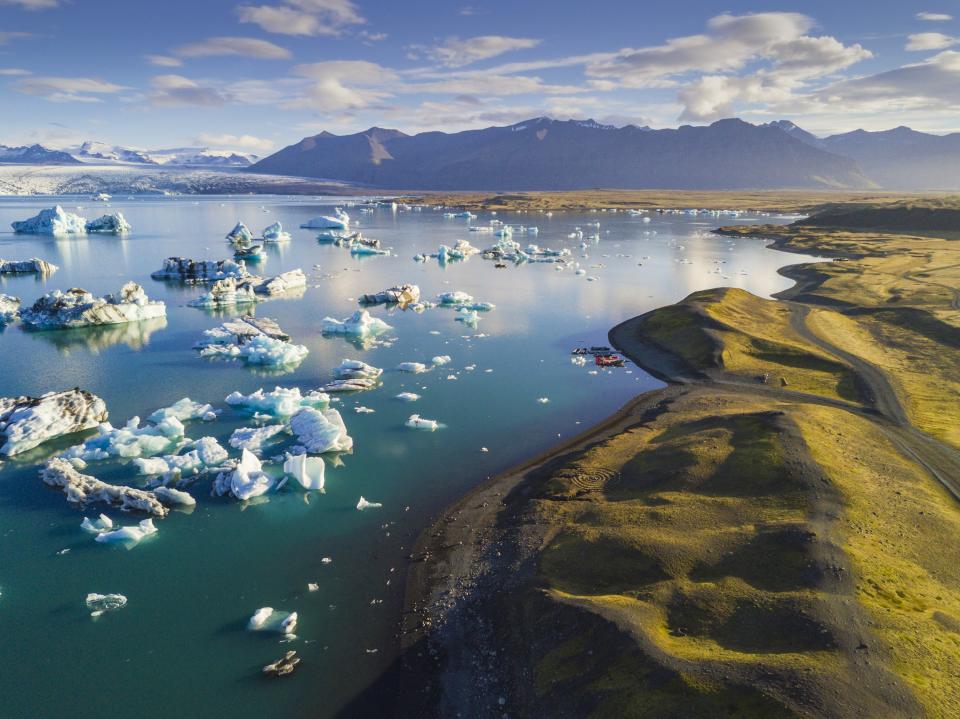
[0,294,20,324]
[321,310,391,338]
[0,258,58,275]
[225,387,329,417]
[0,389,108,457]
[213,448,275,500]
[95,518,157,545]
[21,282,166,329]
[433,240,480,264]
[151,257,249,282]
[41,458,169,516]
[289,408,352,454]
[12,205,87,236]
[262,222,291,242]
[301,208,349,229]
[283,453,325,491]
[86,212,131,234]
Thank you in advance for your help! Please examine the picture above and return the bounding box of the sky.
[1,0,959,155]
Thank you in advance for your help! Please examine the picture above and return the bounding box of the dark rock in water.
[262,650,300,677]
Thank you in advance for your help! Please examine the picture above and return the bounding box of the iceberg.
[188,277,259,308]
[256,269,306,296]
[290,408,353,454]
[147,398,216,424]
[85,212,131,234]
[395,392,420,402]
[153,486,197,507]
[359,284,420,305]
[455,308,481,326]
[94,518,157,545]
[151,257,249,282]
[349,241,389,256]
[433,239,480,263]
[214,448,275,500]
[356,496,382,510]
[283,453,325,491]
[86,592,127,617]
[263,651,300,677]
[320,378,379,393]
[0,258,59,275]
[332,359,382,381]
[437,291,473,306]
[0,389,108,457]
[0,294,20,324]
[199,334,308,368]
[225,387,329,417]
[226,221,253,244]
[321,310,391,338]
[234,244,264,261]
[61,415,186,462]
[132,437,229,480]
[229,424,286,453]
[81,514,114,533]
[432,355,451,366]
[262,221,291,242]
[12,205,87,236]
[301,208,349,229]
[21,282,166,329]
[41,458,169,517]
[405,414,438,431]
[248,607,298,635]
[396,362,427,374]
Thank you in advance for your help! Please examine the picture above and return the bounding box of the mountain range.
[0,141,257,168]
[249,117,960,191]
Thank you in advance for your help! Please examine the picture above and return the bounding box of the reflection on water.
[22,316,169,353]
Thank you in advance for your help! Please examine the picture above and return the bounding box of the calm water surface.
[0,196,819,718]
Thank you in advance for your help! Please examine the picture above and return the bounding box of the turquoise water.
[0,196,817,718]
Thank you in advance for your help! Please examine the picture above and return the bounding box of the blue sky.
[1,0,959,154]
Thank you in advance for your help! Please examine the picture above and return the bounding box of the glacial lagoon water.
[0,196,820,718]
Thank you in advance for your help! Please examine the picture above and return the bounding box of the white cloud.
[14,76,129,103]
[411,36,542,68]
[0,68,31,76]
[145,54,184,67]
[0,0,59,9]
[291,61,396,110]
[196,132,274,153]
[173,36,292,60]
[906,32,957,51]
[237,0,364,36]
[150,75,230,107]
[916,12,953,22]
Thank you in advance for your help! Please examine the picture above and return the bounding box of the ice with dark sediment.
[359,284,420,305]
[0,258,59,275]
[85,212,131,234]
[0,388,108,457]
[20,282,166,329]
[0,294,20,324]
[11,205,87,235]
[151,257,249,282]
[40,458,169,517]
[86,593,127,617]
[405,414,439,431]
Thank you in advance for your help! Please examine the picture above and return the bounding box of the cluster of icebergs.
[480,237,571,264]
[226,220,292,245]
[188,269,307,308]
[414,240,480,264]
[11,206,131,236]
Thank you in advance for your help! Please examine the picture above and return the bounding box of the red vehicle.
[595,354,625,367]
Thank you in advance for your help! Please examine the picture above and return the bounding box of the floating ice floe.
[396,362,427,373]
[321,310,392,338]
[188,277,258,308]
[455,308,481,326]
[359,284,420,305]
[257,269,307,296]
[349,240,389,256]
[229,424,286,453]
[86,592,127,617]
[262,222,291,242]
[21,282,166,329]
[0,389,108,457]
[12,205,87,235]
[283,453,325,491]
[214,448,275,500]
[405,414,438,431]
[248,607,298,635]
[81,514,114,533]
[0,258,58,275]
[151,257,249,282]
[133,437,229,481]
[436,292,495,312]
[60,415,187,461]
[356,496,382,510]
[147,398,217,424]
[0,294,20,324]
[225,387,329,417]
[432,239,480,263]
[94,518,157,545]
[395,392,420,402]
[321,378,379,393]
[301,208,349,230]
[234,244,264,262]
[289,408,353,454]
[41,458,169,516]
[332,359,383,381]
[197,317,307,368]
[432,355,451,366]
[153,486,197,507]
[226,221,253,244]
[263,651,300,677]
[537,397,550,404]
[86,212,131,234]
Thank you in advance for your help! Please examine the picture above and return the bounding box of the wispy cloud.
[145,55,184,68]
[0,68,31,76]
[14,76,128,103]
[196,132,274,153]
[237,0,365,36]
[408,36,542,68]
[0,0,59,9]
[916,11,953,22]
[149,75,229,106]
[906,32,957,51]
[173,36,292,60]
